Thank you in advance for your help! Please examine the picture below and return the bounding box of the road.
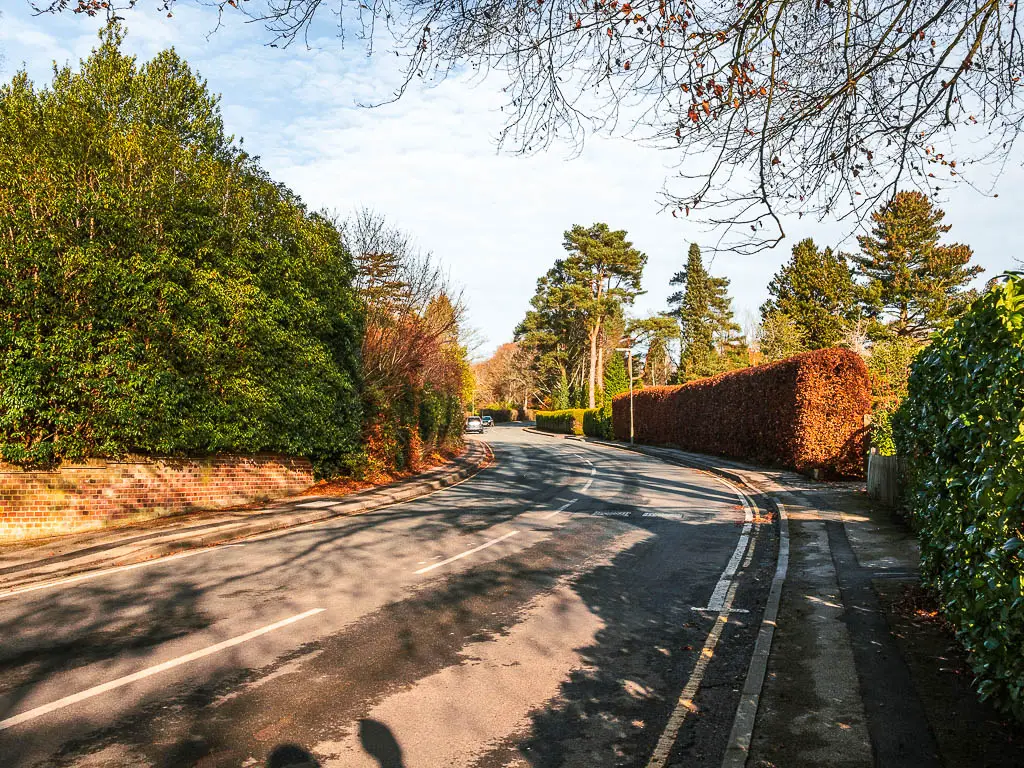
[0,426,777,768]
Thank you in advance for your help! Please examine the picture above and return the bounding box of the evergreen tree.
[629,314,678,386]
[553,369,570,410]
[0,24,365,470]
[854,191,982,338]
[603,351,629,399]
[761,238,856,348]
[668,243,739,380]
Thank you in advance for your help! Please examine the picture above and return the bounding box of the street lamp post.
[615,345,634,445]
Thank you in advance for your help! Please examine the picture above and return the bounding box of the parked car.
[465,416,484,434]
[481,416,494,428]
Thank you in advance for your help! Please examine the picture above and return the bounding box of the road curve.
[0,426,777,768]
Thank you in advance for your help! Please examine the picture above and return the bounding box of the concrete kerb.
[0,441,493,594]
[526,427,789,768]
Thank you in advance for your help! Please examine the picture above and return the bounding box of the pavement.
[0,425,777,767]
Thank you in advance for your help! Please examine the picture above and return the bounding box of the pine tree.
[668,243,739,380]
[853,191,982,338]
[560,223,646,408]
[761,238,855,348]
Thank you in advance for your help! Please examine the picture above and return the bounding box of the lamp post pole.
[615,345,634,445]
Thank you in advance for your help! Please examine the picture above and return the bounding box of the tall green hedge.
[0,27,363,474]
[536,409,587,435]
[895,274,1024,719]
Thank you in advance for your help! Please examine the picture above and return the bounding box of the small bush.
[612,347,870,477]
[536,409,587,435]
[894,274,1024,719]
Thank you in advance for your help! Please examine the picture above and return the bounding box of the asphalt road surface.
[0,426,777,768]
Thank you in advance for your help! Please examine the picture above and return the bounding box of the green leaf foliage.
[894,274,1024,719]
[867,336,924,455]
[758,311,807,363]
[761,237,856,348]
[536,409,587,435]
[603,351,629,400]
[854,191,982,339]
[0,26,363,474]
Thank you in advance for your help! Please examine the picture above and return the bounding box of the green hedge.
[0,29,363,475]
[536,409,587,435]
[582,405,613,439]
[895,274,1024,719]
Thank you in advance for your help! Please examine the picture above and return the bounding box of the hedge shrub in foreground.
[894,275,1024,719]
[0,29,363,474]
[536,409,587,435]
[612,347,870,477]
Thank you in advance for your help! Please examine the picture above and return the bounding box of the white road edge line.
[721,495,791,768]
[647,577,743,768]
[645,475,757,768]
[0,546,240,602]
[414,530,520,575]
[0,608,325,732]
[703,476,754,611]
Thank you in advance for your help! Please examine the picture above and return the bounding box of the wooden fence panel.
[867,451,904,507]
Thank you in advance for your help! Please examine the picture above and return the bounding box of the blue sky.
[3,2,1020,357]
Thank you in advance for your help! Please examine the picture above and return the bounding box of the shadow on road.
[359,718,406,768]
[0,433,766,768]
[267,743,321,767]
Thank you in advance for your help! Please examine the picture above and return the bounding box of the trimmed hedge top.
[612,347,870,477]
[895,274,1024,719]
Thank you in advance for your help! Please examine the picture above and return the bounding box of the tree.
[669,243,739,380]
[629,314,678,386]
[761,239,856,349]
[757,313,807,364]
[56,1,1024,251]
[559,224,646,408]
[515,260,590,407]
[853,192,983,339]
[342,208,472,473]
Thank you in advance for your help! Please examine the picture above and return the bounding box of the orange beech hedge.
[612,347,871,477]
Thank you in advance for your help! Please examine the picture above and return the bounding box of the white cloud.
[4,2,1019,357]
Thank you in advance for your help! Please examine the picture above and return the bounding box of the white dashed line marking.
[0,608,325,731]
[414,531,520,575]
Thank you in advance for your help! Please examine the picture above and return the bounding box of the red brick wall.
[0,454,314,542]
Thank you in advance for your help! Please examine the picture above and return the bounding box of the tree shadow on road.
[0,437,761,768]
